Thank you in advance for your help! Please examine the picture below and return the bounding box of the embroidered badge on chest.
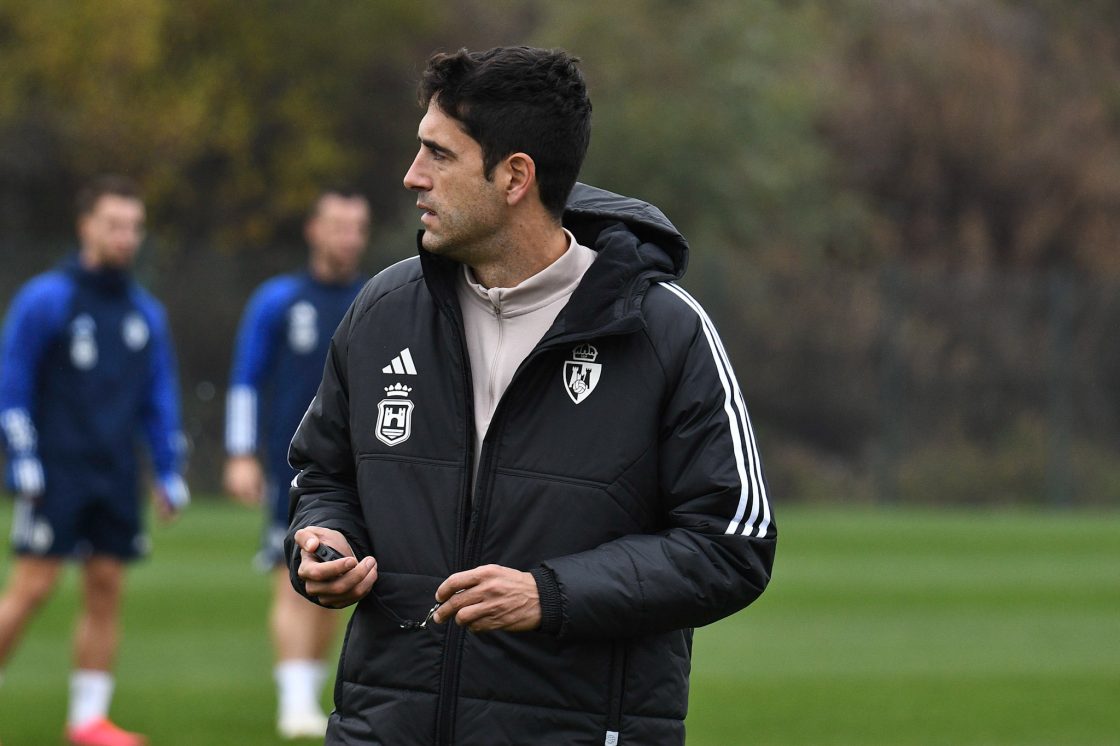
[69,314,98,370]
[288,301,318,353]
[563,343,601,404]
[376,383,414,446]
[122,312,150,350]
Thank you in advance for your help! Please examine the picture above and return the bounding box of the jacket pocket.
[339,572,445,693]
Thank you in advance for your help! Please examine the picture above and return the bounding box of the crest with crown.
[571,343,598,363]
[384,383,413,398]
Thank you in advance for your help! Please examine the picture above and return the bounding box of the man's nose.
[403,154,428,191]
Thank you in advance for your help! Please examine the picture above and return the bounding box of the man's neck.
[78,247,110,272]
[309,253,357,285]
[469,223,569,290]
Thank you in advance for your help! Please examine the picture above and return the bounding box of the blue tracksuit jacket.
[225,270,365,520]
[0,255,185,503]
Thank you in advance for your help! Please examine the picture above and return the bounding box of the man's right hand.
[294,527,378,608]
[223,455,264,506]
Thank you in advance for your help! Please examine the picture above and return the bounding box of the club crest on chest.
[563,343,601,404]
[69,314,98,370]
[376,383,414,446]
[288,301,318,353]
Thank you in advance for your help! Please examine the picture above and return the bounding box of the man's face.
[77,194,146,270]
[306,194,370,274]
[402,99,506,264]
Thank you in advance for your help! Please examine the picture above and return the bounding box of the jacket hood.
[563,182,689,281]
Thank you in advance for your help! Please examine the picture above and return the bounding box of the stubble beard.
[421,204,506,270]
[86,243,137,271]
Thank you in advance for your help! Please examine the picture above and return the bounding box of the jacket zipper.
[435,307,475,746]
[433,328,565,745]
[433,299,642,744]
[606,641,627,742]
[467,326,631,562]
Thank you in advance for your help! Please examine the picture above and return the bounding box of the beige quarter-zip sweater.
[456,230,597,471]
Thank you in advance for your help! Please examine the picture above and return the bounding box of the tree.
[823,0,1120,274]
[534,0,863,270]
[0,0,438,249]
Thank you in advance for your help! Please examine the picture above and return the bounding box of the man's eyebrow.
[419,137,455,159]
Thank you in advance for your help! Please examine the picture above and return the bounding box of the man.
[223,189,370,739]
[0,175,189,746]
[286,47,776,745]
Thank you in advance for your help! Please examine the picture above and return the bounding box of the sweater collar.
[456,229,596,318]
[419,183,688,341]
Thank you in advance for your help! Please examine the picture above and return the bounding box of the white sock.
[275,659,325,718]
[69,669,114,728]
[311,659,329,697]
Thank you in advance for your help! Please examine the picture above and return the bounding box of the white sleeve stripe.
[723,340,770,538]
[677,282,770,538]
[681,285,771,536]
[660,283,752,533]
[225,386,258,454]
[15,457,43,494]
[1,408,37,453]
[10,496,32,545]
[660,283,771,538]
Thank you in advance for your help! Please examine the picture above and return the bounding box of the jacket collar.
[419,183,689,342]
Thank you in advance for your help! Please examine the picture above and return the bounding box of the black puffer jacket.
[286,184,776,746]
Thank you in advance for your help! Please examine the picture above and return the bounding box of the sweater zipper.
[487,298,504,419]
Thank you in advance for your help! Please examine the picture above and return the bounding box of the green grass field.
[0,500,1116,745]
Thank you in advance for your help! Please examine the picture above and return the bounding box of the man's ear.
[503,152,536,207]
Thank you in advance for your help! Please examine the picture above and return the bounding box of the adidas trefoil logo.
[382,348,417,375]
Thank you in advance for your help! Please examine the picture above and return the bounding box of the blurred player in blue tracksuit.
[0,175,189,746]
[223,188,369,739]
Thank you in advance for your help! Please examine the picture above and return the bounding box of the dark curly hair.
[419,46,592,220]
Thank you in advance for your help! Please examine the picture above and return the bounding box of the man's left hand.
[152,473,190,523]
[433,564,541,633]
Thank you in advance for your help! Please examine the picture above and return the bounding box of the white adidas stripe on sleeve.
[0,408,36,453]
[226,385,258,454]
[660,283,771,539]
